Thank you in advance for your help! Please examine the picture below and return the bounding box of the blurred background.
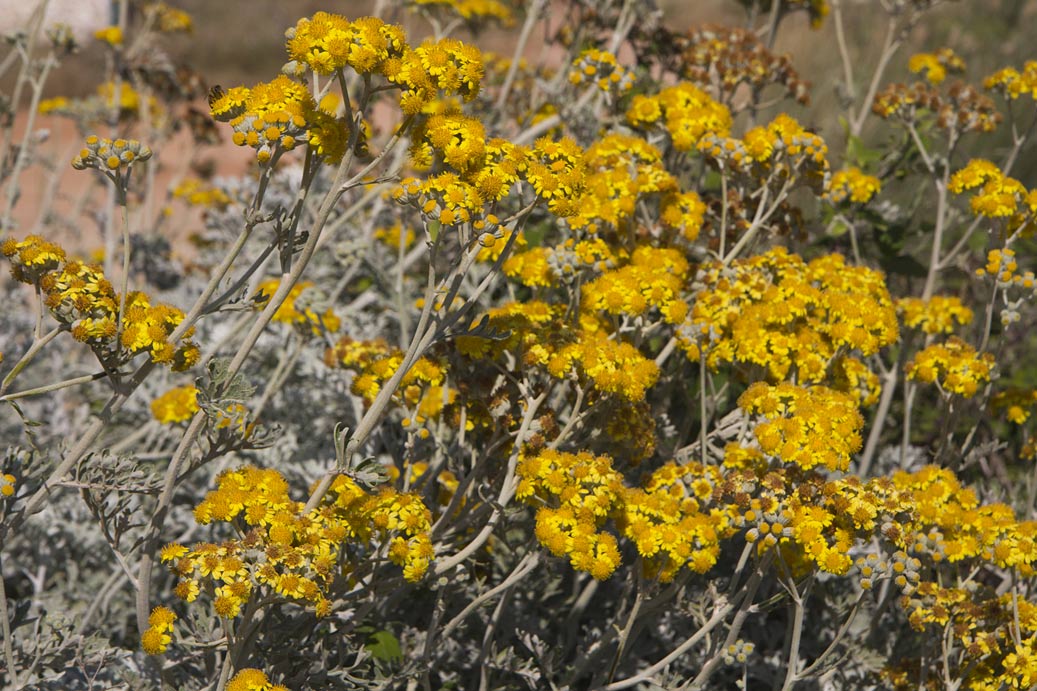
[4,0,1035,152]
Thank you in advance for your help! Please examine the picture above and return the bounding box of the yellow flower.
[151,386,200,424]
[905,337,995,398]
[738,382,864,472]
[679,248,898,386]
[582,246,689,324]
[227,668,287,691]
[908,48,965,85]
[71,136,152,174]
[827,167,881,204]
[255,279,340,335]
[627,82,732,151]
[411,0,514,23]
[172,179,231,208]
[2,234,65,284]
[984,61,1037,101]
[896,296,974,335]
[150,3,193,33]
[140,606,176,655]
[569,48,633,93]
[94,26,123,47]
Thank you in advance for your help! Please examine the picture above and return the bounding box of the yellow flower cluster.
[37,96,70,115]
[581,246,689,324]
[887,585,1037,688]
[151,385,199,424]
[71,135,152,175]
[405,135,574,228]
[516,450,624,581]
[905,337,995,397]
[121,292,201,369]
[455,301,660,402]
[907,48,966,85]
[679,247,899,386]
[949,158,1037,222]
[619,461,731,581]
[285,13,407,76]
[1,473,15,498]
[397,131,525,226]
[410,0,514,23]
[502,246,553,287]
[172,178,231,208]
[2,238,200,371]
[324,336,446,426]
[999,637,1037,690]
[255,279,341,335]
[40,82,160,123]
[421,113,486,171]
[97,81,155,117]
[976,247,1019,284]
[39,261,118,339]
[523,136,587,217]
[149,3,193,33]
[568,48,634,94]
[516,432,1027,585]
[547,330,660,402]
[626,82,733,151]
[991,388,1037,425]
[166,465,434,620]
[984,60,1037,100]
[699,113,829,188]
[388,461,460,509]
[285,13,484,115]
[226,668,289,691]
[567,133,704,238]
[94,26,123,47]
[373,222,416,250]
[1,234,65,283]
[516,431,1037,594]
[151,385,251,435]
[454,299,558,359]
[210,76,349,164]
[826,166,881,204]
[738,382,864,472]
[396,173,486,227]
[896,295,974,334]
[330,475,435,582]
[660,190,708,241]
[731,471,858,576]
[875,466,1037,686]
[390,38,484,114]
[140,606,176,655]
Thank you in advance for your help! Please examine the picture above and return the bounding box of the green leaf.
[204,358,254,403]
[846,134,883,168]
[353,457,390,489]
[365,629,402,663]
[828,219,850,237]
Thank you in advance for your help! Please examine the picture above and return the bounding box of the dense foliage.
[3,1,1037,689]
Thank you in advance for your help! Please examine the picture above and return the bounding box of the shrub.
[2,1,1037,689]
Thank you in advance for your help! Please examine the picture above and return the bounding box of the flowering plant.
[3,1,1037,689]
